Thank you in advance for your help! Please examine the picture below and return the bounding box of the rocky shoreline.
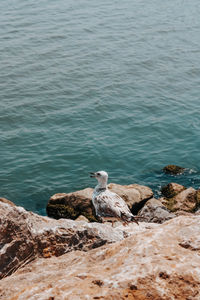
[46,181,200,225]
[0,165,200,299]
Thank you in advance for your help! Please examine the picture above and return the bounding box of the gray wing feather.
[93,190,133,220]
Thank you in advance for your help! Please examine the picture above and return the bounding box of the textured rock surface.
[138,198,176,223]
[163,164,185,175]
[46,188,96,222]
[0,216,200,300]
[108,183,153,211]
[0,201,129,279]
[75,215,89,222]
[161,183,186,198]
[161,187,200,212]
[47,183,153,221]
[0,197,16,206]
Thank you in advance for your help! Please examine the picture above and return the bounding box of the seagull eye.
[97,173,100,176]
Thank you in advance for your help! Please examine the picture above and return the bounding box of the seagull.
[90,171,140,226]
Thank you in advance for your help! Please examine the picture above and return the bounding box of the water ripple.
[1,0,200,214]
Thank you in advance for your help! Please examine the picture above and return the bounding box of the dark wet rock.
[160,187,199,213]
[163,165,185,175]
[161,183,186,198]
[46,189,97,222]
[138,198,176,223]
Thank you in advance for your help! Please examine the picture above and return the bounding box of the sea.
[1,0,200,215]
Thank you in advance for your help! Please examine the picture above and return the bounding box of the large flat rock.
[0,201,132,279]
[0,215,200,299]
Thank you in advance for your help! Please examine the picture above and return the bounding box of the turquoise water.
[1,0,200,215]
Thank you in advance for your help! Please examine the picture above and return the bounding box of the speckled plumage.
[90,171,139,225]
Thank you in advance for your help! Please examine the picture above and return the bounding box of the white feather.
[91,171,138,224]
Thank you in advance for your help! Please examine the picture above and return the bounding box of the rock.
[46,188,97,222]
[161,183,186,198]
[108,183,153,211]
[0,200,129,279]
[163,164,185,175]
[138,198,176,223]
[0,197,16,206]
[46,184,153,221]
[75,215,89,222]
[161,187,199,212]
[0,215,200,299]
[175,210,193,217]
[195,209,200,215]
[196,189,200,208]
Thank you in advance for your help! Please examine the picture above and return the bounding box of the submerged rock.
[46,183,153,221]
[0,215,200,300]
[163,164,185,175]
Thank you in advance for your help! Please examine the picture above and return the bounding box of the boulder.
[161,187,199,213]
[161,182,185,198]
[138,198,176,223]
[163,164,185,175]
[108,183,153,212]
[0,201,130,279]
[0,215,200,300]
[46,184,153,221]
[46,188,97,222]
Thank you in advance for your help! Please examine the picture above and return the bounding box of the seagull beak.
[90,172,95,178]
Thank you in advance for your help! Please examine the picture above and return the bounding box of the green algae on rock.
[46,189,98,222]
[160,187,200,213]
[163,165,185,175]
[161,183,186,199]
[161,197,178,212]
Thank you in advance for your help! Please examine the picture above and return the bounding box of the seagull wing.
[93,190,133,220]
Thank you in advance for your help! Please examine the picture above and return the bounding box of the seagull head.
[90,171,108,186]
